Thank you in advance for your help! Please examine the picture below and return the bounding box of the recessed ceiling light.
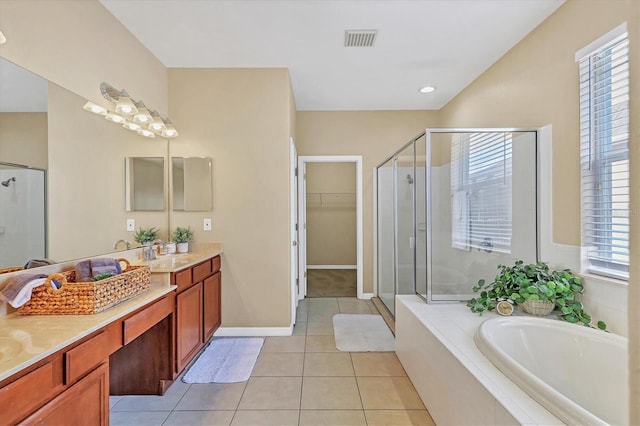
[419,86,436,93]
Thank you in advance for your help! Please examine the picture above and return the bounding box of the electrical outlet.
[126,219,135,231]
[203,218,212,231]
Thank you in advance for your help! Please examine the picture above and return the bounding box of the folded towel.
[0,274,57,308]
[23,258,56,269]
[75,258,122,282]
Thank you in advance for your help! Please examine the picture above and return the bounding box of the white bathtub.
[475,316,628,425]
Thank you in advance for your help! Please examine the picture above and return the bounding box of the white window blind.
[451,132,513,253]
[579,33,629,280]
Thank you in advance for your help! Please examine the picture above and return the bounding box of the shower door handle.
[292,241,298,246]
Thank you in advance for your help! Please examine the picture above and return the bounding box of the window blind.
[451,132,513,253]
[579,34,629,280]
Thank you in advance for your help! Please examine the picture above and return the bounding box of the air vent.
[344,30,377,47]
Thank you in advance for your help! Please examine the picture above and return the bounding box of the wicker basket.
[19,259,151,315]
[521,298,555,316]
[0,266,23,275]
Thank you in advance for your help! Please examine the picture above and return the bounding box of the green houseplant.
[172,226,193,253]
[467,260,606,330]
[133,227,159,246]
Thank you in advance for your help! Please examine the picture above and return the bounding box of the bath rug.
[182,337,264,383]
[333,314,395,352]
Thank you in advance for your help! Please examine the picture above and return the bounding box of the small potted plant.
[172,226,193,253]
[133,226,159,246]
[468,260,606,330]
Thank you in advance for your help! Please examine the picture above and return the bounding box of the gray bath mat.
[182,337,264,383]
[333,314,395,352]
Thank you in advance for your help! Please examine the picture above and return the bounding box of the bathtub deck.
[395,295,564,425]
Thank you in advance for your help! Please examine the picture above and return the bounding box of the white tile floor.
[110,297,435,426]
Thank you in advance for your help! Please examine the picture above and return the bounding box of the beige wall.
[306,162,357,266]
[296,111,440,293]
[168,68,292,328]
[0,113,47,169]
[438,0,637,247]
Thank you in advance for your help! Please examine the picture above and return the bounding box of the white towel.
[451,190,470,250]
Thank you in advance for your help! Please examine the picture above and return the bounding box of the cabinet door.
[176,283,203,373]
[23,363,109,426]
[203,272,221,342]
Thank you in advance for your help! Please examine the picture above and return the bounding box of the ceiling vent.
[344,30,377,47]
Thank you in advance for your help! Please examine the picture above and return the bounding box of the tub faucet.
[113,239,131,250]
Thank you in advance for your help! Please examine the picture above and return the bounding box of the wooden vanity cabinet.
[173,255,221,375]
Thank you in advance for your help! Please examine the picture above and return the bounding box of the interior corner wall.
[295,110,441,294]
[168,68,292,328]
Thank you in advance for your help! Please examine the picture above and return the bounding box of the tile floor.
[110,297,435,425]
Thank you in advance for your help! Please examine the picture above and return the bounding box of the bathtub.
[475,316,628,425]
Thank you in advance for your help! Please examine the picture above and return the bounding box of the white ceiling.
[101,0,564,111]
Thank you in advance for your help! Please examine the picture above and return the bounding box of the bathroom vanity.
[0,251,222,425]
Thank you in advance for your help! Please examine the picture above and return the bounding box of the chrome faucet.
[113,239,131,250]
[152,239,168,256]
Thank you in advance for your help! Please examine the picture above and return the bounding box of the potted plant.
[133,227,159,246]
[467,260,606,330]
[172,226,193,253]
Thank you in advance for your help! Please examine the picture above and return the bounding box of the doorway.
[297,156,363,300]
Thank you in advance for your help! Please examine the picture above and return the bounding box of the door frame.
[289,138,298,326]
[297,155,364,299]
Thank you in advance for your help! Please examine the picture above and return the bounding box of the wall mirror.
[125,157,166,211]
[172,157,213,211]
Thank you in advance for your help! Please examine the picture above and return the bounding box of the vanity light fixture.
[419,85,436,93]
[82,82,179,139]
[82,101,108,116]
[105,112,127,124]
[137,128,155,138]
[122,121,142,131]
[114,91,138,116]
[161,118,179,138]
[0,30,7,44]
[148,110,167,132]
[132,103,154,125]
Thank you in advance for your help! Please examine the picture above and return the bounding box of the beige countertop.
[0,281,176,383]
[137,242,223,272]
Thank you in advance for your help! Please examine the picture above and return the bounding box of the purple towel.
[75,258,122,282]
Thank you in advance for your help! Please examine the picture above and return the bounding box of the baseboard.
[307,265,357,269]
[359,292,374,300]
[213,326,293,337]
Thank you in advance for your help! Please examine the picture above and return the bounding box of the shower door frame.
[423,128,540,303]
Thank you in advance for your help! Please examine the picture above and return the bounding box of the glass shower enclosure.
[376,129,537,315]
[0,162,46,269]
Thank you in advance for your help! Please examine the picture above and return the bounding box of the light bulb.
[123,121,141,131]
[83,101,108,116]
[105,112,126,124]
[137,128,156,138]
[115,91,138,116]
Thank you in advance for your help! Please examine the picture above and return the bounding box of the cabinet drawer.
[212,256,221,274]
[65,331,108,385]
[123,294,174,345]
[0,361,56,425]
[193,259,213,283]
[174,268,192,292]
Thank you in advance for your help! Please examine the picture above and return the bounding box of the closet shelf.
[306,192,356,207]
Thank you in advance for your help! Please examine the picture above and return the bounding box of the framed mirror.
[125,157,166,211]
[172,157,212,211]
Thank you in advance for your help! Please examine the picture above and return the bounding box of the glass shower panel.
[0,163,46,269]
[427,131,537,301]
[395,143,415,299]
[377,157,396,314]
[415,135,427,298]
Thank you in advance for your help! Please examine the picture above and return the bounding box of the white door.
[290,138,299,324]
[297,160,307,300]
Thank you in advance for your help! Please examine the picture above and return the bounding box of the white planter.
[177,242,189,253]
